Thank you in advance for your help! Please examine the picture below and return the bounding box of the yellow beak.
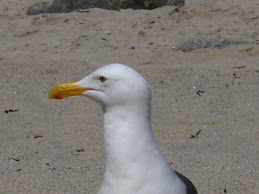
[48,81,90,100]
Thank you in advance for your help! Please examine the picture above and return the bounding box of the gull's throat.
[100,105,174,192]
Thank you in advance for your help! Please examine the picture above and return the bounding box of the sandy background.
[0,0,258,193]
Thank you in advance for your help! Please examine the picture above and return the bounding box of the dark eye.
[98,76,107,83]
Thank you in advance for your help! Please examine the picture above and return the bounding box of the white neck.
[100,103,174,192]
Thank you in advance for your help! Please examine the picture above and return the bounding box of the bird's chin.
[83,90,105,104]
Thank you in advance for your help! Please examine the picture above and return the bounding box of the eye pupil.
[99,76,107,83]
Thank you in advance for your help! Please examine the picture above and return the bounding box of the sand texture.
[0,0,258,193]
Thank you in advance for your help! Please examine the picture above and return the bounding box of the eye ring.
[98,76,107,83]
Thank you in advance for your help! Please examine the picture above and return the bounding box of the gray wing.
[175,171,198,194]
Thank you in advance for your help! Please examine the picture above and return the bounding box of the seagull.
[49,63,197,194]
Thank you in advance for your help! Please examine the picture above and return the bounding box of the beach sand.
[0,0,258,193]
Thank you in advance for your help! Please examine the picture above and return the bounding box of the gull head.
[49,63,151,110]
